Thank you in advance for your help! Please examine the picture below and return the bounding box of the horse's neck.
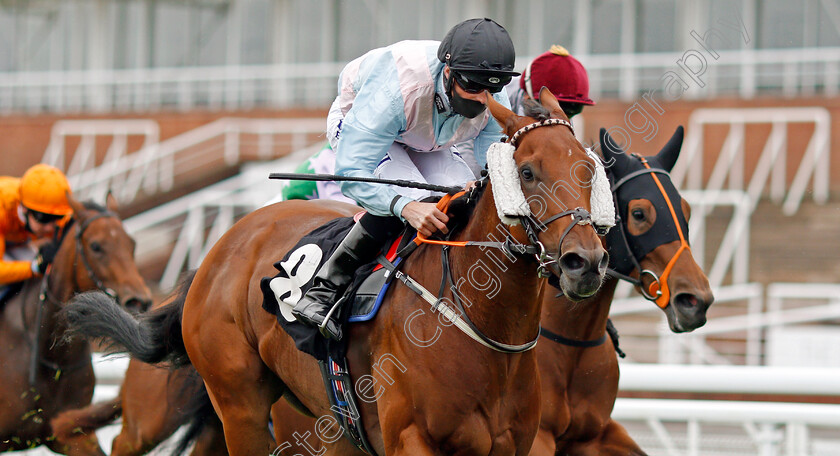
[37,241,90,362]
[446,191,544,343]
[542,277,618,342]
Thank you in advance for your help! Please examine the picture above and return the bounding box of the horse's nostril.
[124,297,152,313]
[675,293,699,308]
[560,252,586,273]
[597,252,609,272]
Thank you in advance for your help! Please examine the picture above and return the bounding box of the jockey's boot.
[292,222,382,340]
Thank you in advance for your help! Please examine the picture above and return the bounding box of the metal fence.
[4,47,840,114]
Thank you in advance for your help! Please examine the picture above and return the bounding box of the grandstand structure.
[3,1,840,455]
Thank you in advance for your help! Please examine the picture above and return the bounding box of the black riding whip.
[269,173,463,194]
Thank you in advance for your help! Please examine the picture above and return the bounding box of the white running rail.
[43,117,326,205]
[613,398,840,456]
[43,120,160,180]
[83,356,840,456]
[614,282,840,366]
[670,107,831,215]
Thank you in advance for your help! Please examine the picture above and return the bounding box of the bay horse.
[0,195,152,455]
[61,88,611,456]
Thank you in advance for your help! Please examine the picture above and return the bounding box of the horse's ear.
[105,190,119,213]
[599,128,632,171]
[67,193,86,222]
[655,126,684,172]
[486,93,521,137]
[538,86,569,121]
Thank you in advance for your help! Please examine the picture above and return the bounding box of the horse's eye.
[631,209,645,221]
[520,167,534,182]
[90,242,103,253]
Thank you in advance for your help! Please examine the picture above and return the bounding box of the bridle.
[607,154,691,309]
[396,118,602,354]
[508,118,603,277]
[73,210,121,300]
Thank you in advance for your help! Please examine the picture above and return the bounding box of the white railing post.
[224,122,241,166]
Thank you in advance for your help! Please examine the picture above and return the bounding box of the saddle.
[260,216,416,360]
[260,216,417,455]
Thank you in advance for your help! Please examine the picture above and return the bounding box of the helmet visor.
[24,207,64,224]
[453,71,506,94]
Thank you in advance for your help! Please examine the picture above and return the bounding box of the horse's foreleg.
[205,380,278,456]
[528,428,557,456]
[189,415,228,456]
[46,432,106,456]
[385,425,437,456]
[563,419,647,456]
[49,398,120,456]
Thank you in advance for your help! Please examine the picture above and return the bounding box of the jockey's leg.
[292,212,402,340]
[374,143,432,201]
[409,147,476,191]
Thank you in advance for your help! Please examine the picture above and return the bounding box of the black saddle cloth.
[260,217,408,361]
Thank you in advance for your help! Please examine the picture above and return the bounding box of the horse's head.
[600,127,714,332]
[485,87,609,300]
[54,194,153,313]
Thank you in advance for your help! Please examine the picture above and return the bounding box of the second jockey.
[291,18,519,339]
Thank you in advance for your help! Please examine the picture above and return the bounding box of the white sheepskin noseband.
[485,141,615,231]
[486,141,529,225]
[586,148,616,231]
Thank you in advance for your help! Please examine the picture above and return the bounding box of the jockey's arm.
[334,57,409,220]
[0,234,35,284]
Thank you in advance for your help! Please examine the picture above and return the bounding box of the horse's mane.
[522,99,551,121]
[444,181,488,236]
[81,201,108,213]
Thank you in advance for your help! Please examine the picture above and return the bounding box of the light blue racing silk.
[333,40,511,218]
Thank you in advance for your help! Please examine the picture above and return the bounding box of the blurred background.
[2,1,839,455]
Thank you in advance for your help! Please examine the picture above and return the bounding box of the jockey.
[285,45,594,201]
[508,45,594,118]
[0,164,73,286]
[292,18,519,339]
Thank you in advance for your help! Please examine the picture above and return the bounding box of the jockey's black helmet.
[438,18,520,91]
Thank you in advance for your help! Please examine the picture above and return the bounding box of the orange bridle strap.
[636,157,691,309]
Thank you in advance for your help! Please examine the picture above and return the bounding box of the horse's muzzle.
[557,247,608,300]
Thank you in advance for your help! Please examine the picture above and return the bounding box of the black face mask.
[446,73,486,118]
[450,92,486,118]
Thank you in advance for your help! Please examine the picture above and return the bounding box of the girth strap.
[539,327,607,348]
